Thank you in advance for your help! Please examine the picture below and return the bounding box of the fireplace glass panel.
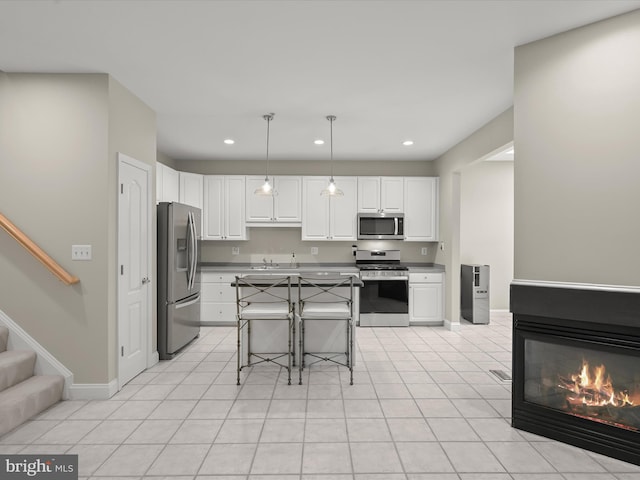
[524,339,640,431]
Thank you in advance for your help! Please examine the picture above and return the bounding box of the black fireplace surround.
[511,282,640,466]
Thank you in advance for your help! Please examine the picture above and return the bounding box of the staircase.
[0,325,64,437]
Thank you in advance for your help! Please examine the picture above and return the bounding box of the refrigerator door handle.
[189,211,197,290]
[175,293,201,309]
[186,211,195,291]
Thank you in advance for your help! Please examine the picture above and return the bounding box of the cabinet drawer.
[201,302,237,324]
[201,272,238,284]
[409,272,443,284]
[202,283,237,302]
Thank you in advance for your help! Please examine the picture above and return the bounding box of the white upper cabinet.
[245,175,302,225]
[403,177,439,242]
[357,177,403,213]
[203,175,247,240]
[302,176,357,241]
[179,171,203,210]
[156,163,179,204]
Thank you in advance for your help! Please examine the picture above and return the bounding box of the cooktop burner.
[357,263,408,271]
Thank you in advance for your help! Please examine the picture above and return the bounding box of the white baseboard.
[0,308,74,399]
[444,318,461,331]
[490,309,510,313]
[68,379,119,400]
[148,350,159,369]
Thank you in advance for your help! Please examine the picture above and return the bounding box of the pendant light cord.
[264,113,274,179]
[327,115,336,180]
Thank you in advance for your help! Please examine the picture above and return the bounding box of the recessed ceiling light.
[224,139,235,145]
[402,140,414,146]
[314,139,325,145]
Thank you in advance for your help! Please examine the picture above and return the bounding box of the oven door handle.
[361,276,409,281]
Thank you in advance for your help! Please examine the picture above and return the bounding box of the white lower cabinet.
[201,272,238,326]
[409,272,444,325]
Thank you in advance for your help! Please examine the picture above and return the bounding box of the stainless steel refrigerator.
[157,202,201,359]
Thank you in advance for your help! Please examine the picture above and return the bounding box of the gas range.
[355,250,409,279]
[356,249,410,327]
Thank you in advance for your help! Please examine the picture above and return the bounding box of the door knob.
[141,277,150,285]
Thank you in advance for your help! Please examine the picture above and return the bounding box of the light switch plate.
[72,245,92,260]
[421,247,428,255]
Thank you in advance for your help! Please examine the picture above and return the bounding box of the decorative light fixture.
[321,115,343,196]
[254,113,275,196]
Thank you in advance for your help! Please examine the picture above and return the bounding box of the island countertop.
[200,262,444,274]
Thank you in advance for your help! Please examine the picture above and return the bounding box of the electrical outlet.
[421,247,428,256]
[311,246,319,255]
[232,247,240,255]
[72,244,92,261]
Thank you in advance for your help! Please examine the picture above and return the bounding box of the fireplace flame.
[561,359,633,408]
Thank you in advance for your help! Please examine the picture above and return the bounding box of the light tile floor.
[3,311,640,479]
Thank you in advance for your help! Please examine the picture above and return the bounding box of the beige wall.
[460,161,514,310]
[178,158,438,264]
[201,229,437,265]
[0,73,156,386]
[175,159,436,177]
[433,108,514,325]
[0,73,111,383]
[157,150,177,169]
[514,10,640,286]
[108,77,157,377]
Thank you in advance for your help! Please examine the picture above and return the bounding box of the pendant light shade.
[321,115,343,196]
[254,113,275,196]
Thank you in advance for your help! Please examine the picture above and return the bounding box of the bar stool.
[235,275,295,385]
[297,274,355,385]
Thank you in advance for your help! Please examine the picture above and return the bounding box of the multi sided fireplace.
[511,282,640,466]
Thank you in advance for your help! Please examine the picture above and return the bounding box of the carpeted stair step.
[0,326,8,353]
[0,375,64,437]
[0,350,37,393]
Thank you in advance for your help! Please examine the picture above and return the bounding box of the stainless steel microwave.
[357,213,404,240]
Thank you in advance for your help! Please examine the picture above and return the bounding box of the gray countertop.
[200,262,445,274]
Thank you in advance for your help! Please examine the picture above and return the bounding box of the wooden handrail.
[0,212,79,285]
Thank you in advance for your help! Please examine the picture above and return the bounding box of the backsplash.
[200,227,437,264]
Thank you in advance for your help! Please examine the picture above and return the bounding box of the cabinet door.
[357,177,380,213]
[245,175,274,222]
[203,176,224,240]
[302,177,330,240]
[156,163,164,204]
[179,172,203,209]
[380,177,404,212]
[162,164,180,203]
[329,176,358,240]
[409,283,443,324]
[404,177,438,241]
[274,176,302,222]
[225,176,246,240]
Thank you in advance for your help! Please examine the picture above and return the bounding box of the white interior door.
[118,153,152,388]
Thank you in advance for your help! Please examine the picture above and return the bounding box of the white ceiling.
[1,1,639,162]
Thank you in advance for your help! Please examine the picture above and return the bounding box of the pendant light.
[254,113,275,196]
[321,115,343,196]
